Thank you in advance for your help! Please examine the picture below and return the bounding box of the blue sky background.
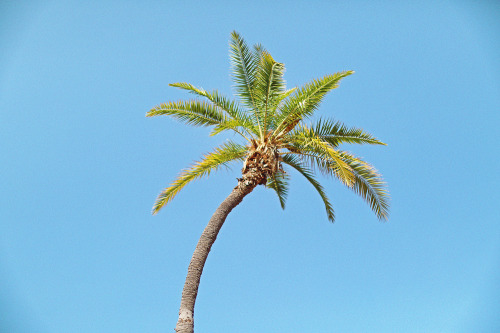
[1,1,499,332]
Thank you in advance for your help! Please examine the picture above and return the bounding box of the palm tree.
[147,31,389,333]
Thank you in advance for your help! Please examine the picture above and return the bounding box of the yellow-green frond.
[209,118,251,141]
[282,154,335,222]
[287,131,355,186]
[169,82,258,138]
[253,51,286,134]
[275,87,297,109]
[266,171,289,209]
[265,87,297,131]
[152,141,248,214]
[340,152,390,220]
[169,82,210,98]
[168,83,247,122]
[147,100,225,127]
[229,31,258,110]
[308,118,387,147]
[274,71,354,137]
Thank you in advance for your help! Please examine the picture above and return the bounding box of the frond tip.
[266,171,290,209]
[282,154,336,222]
[341,153,390,220]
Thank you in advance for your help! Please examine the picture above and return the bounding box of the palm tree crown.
[147,31,389,222]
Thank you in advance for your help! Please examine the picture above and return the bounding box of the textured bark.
[174,177,258,333]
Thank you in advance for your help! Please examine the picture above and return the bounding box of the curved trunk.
[175,179,257,333]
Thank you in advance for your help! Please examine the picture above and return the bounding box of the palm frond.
[266,170,289,209]
[253,43,265,59]
[287,130,355,186]
[281,150,338,178]
[253,51,286,134]
[340,152,390,220]
[209,118,246,137]
[169,82,258,138]
[229,31,258,111]
[146,100,225,127]
[282,154,335,222]
[275,87,297,109]
[274,71,354,137]
[265,87,297,131]
[168,83,243,120]
[308,118,387,147]
[152,141,248,214]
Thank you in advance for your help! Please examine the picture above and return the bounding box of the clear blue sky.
[1,1,499,332]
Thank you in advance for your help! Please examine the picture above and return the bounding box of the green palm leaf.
[286,130,355,186]
[282,154,335,222]
[229,31,258,111]
[146,100,225,127]
[169,82,258,139]
[266,170,289,209]
[209,118,252,140]
[309,118,387,146]
[169,83,253,125]
[275,87,297,109]
[340,152,390,220]
[253,51,286,134]
[152,141,248,214]
[274,71,354,137]
[169,82,240,116]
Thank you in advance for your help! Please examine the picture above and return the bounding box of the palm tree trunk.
[174,179,257,333]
